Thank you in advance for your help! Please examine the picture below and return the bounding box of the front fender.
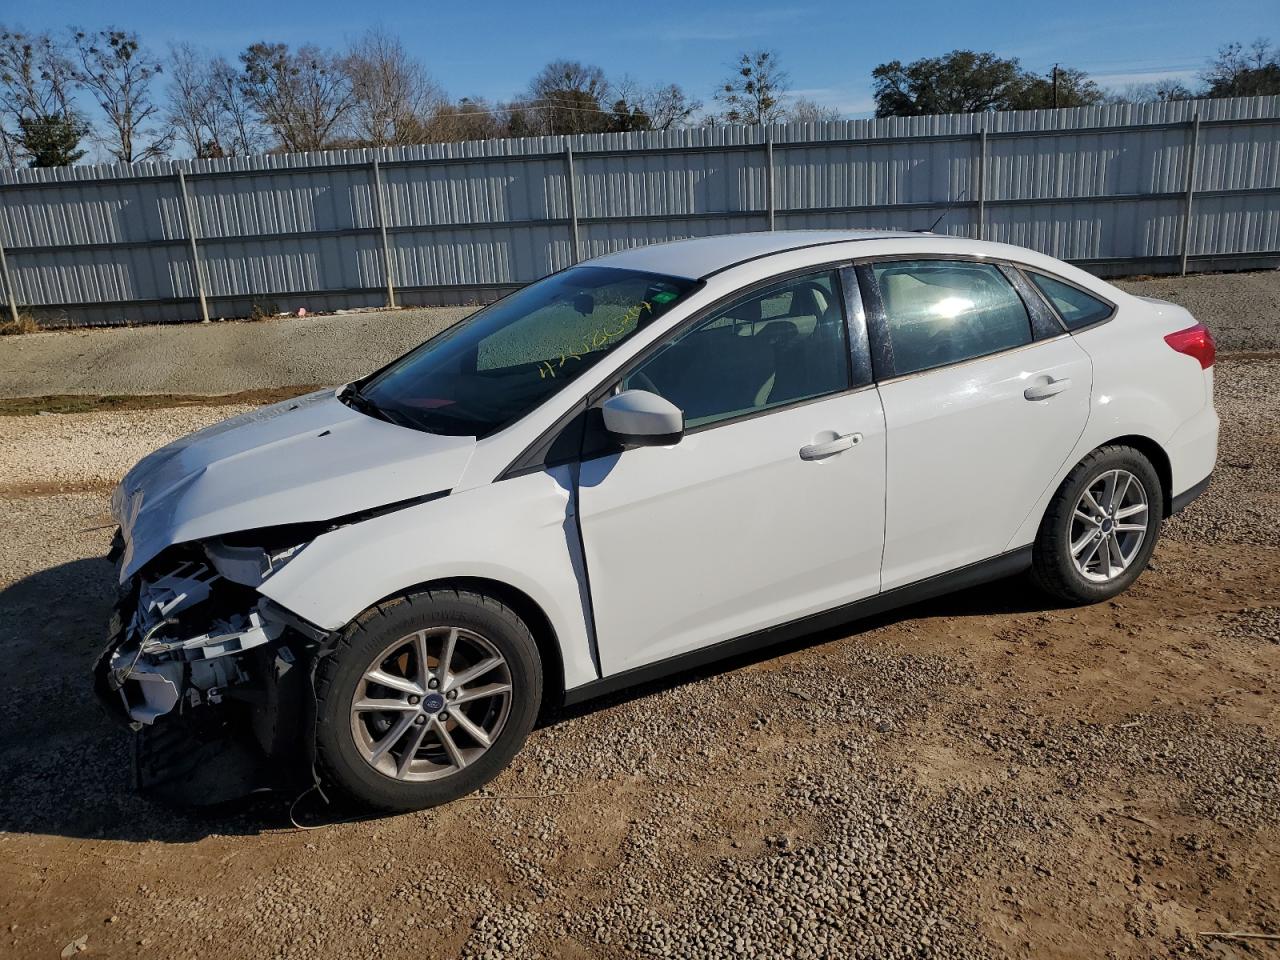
[258,467,599,690]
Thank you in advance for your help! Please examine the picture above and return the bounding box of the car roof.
[587,230,922,280]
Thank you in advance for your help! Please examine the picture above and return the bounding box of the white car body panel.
[112,389,476,581]
[578,387,887,675]
[107,230,1219,710]
[878,335,1093,590]
[1004,291,1217,548]
[258,466,601,690]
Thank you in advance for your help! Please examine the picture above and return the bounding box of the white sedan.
[96,231,1218,811]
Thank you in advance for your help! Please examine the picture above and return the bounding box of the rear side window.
[1027,272,1113,330]
[871,260,1032,377]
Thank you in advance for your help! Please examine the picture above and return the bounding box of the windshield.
[353,266,698,437]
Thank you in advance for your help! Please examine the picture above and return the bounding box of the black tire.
[314,589,542,811]
[1031,444,1164,605]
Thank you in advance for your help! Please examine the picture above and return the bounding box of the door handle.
[799,433,861,461]
[1023,376,1072,401]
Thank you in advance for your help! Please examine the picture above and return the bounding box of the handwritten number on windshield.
[538,300,653,379]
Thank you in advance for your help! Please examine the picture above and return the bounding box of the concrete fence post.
[176,168,210,323]
[0,232,18,326]
[564,146,581,264]
[1180,112,1201,276]
[975,124,988,241]
[765,130,776,230]
[371,156,397,308]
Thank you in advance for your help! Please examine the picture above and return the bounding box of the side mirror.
[600,389,684,448]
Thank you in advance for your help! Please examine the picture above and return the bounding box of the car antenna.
[916,186,969,233]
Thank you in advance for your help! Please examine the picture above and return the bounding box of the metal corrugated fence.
[0,95,1277,326]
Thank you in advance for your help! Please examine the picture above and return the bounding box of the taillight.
[1164,323,1216,369]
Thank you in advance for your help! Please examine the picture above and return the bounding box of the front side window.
[355,266,697,436]
[872,260,1032,376]
[1027,272,1113,330]
[622,270,851,429]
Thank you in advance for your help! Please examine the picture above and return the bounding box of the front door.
[576,268,887,676]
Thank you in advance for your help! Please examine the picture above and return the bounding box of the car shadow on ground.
[0,555,1060,843]
[544,575,1062,726]
[0,556,292,843]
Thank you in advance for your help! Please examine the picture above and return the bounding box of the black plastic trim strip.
[561,546,1033,706]
[1171,472,1213,515]
[855,262,894,382]
[258,597,336,646]
[999,263,1066,340]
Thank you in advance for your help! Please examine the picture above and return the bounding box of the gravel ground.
[0,362,1276,958]
[1,269,1277,399]
[0,307,469,398]
[0,405,255,494]
[1115,271,1280,355]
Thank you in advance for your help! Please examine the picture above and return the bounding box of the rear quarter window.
[1028,272,1114,330]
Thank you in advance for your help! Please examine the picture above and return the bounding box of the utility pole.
[1052,64,1059,108]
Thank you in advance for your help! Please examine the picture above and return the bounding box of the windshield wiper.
[339,383,393,424]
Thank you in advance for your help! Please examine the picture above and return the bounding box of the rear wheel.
[314,589,541,811]
[1031,445,1164,604]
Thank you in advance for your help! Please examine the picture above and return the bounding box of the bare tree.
[1201,38,1280,97]
[0,26,87,166]
[1106,78,1195,103]
[427,97,505,142]
[610,77,701,130]
[211,56,267,155]
[166,43,223,157]
[716,50,789,124]
[71,28,169,163]
[524,59,611,135]
[343,28,443,147]
[239,42,354,152]
[787,97,840,122]
[167,44,268,158]
[644,83,701,129]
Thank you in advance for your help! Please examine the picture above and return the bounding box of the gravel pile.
[0,404,254,493]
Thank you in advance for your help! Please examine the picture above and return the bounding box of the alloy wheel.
[349,626,513,781]
[1069,469,1150,583]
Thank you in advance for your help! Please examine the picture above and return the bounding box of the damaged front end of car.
[94,529,333,806]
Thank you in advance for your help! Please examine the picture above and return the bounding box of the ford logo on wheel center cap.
[422,693,446,713]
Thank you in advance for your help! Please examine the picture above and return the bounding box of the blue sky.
[18,0,1279,117]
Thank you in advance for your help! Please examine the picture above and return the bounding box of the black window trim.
[499,258,874,477]
[856,252,1075,384]
[1018,266,1118,333]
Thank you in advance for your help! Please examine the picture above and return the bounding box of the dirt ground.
[0,285,1278,957]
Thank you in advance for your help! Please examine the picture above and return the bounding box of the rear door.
[861,258,1093,590]
[577,268,887,676]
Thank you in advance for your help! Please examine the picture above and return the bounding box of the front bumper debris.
[94,546,313,805]
[98,560,284,726]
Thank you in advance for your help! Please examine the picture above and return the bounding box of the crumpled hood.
[113,388,475,581]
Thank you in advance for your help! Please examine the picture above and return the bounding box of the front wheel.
[1031,445,1164,605]
[314,589,542,811]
